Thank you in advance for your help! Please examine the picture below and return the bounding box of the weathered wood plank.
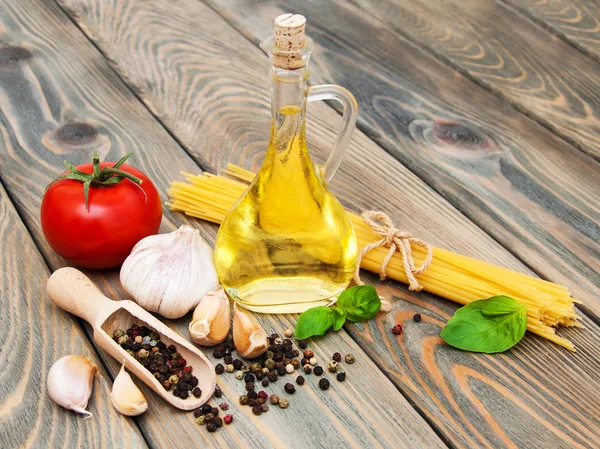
[0,0,448,448]
[501,0,600,63]
[54,0,600,447]
[200,0,600,319]
[0,185,148,449]
[348,0,600,162]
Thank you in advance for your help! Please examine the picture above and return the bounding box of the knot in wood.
[433,123,485,150]
[0,47,33,65]
[57,123,98,145]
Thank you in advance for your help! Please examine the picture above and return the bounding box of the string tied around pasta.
[353,211,433,292]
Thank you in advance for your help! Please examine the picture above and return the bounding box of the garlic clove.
[111,363,148,416]
[120,225,219,319]
[232,303,268,358]
[47,355,98,419]
[189,286,231,346]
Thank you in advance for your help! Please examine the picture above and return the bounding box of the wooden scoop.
[46,267,215,411]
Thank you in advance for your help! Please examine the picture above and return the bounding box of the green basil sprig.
[440,295,527,353]
[294,285,381,340]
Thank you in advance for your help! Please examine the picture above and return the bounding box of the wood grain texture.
[0,185,148,449]
[53,0,600,447]
[0,0,447,448]
[501,0,600,63]
[349,0,600,162]
[201,0,600,320]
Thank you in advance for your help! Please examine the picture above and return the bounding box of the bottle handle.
[307,85,358,182]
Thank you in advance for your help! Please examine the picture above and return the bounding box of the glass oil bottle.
[214,14,359,313]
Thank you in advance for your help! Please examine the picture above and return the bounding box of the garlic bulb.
[111,363,148,416]
[189,286,231,346]
[47,355,98,418]
[233,303,268,358]
[120,225,219,319]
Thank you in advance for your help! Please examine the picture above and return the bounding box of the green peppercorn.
[328,360,338,372]
[196,415,205,425]
[117,335,129,345]
[169,375,179,385]
[113,329,125,339]
[239,395,248,405]
[265,359,276,370]
[225,364,234,373]
[234,370,244,380]
[241,364,249,373]
[345,354,355,364]
[279,398,289,409]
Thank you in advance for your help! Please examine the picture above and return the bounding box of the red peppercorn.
[182,366,192,373]
[224,414,233,424]
[391,324,403,335]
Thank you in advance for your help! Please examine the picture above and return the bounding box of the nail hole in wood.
[57,123,99,145]
[0,47,33,65]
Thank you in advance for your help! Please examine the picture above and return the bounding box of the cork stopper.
[269,13,309,69]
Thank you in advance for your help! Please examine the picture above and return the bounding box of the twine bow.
[353,211,433,292]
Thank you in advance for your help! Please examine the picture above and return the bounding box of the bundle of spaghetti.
[167,164,582,350]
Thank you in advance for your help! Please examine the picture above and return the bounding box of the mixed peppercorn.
[113,324,200,399]
[192,329,355,432]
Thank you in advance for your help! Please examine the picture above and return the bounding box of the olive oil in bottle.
[214,14,359,313]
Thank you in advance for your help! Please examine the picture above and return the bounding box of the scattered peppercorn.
[215,363,225,374]
[284,329,293,338]
[244,373,255,383]
[296,376,305,385]
[261,378,269,387]
[332,352,342,362]
[269,394,279,405]
[319,378,330,390]
[252,405,263,416]
[204,412,215,422]
[303,350,314,358]
[313,366,324,376]
[391,324,403,335]
[219,403,229,411]
[309,357,317,366]
[223,414,233,425]
[239,395,248,406]
[214,385,223,398]
[232,359,243,370]
[413,313,422,322]
[192,387,202,398]
[336,372,346,382]
[285,364,294,374]
[284,383,296,394]
[211,407,219,416]
[234,370,244,380]
[223,355,233,365]
[245,382,255,391]
[214,417,223,428]
[206,422,217,432]
[345,354,355,364]
[297,340,307,349]
[196,415,205,425]
[201,404,212,414]
[328,361,339,372]
[279,398,289,409]
[225,364,234,373]
[261,404,268,413]
[303,365,312,374]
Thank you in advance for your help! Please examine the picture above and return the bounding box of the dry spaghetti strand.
[167,165,581,351]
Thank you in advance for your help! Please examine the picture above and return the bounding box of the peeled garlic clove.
[189,286,231,346]
[111,363,148,416]
[120,225,219,319]
[233,303,268,358]
[47,355,98,418]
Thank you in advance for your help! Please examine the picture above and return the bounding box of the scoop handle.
[46,267,116,326]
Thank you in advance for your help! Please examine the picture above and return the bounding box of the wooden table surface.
[1,0,599,448]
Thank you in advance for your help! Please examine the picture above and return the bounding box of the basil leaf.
[337,285,381,322]
[294,307,334,340]
[440,296,527,353]
[332,308,346,331]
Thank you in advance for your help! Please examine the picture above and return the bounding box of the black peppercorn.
[277,366,286,376]
[212,348,223,358]
[215,363,225,374]
[413,313,422,322]
[303,365,312,374]
[247,391,258,399]
[178,389,189,399]
[168,344,177,353]
[214,417,223,428]
[244,373,255,383]
[252,405,263,416]
[193,408,203,418]
[256,371,265,381]
[223,355,233,365]
[202,404,212,415]
[332,352,342,362]
[206,422,217,432]
[214,386,223,398]
[336,372,346,382]
[273,353,283,362]
[313,366,324,376]
[248,398,257,407]
[296,376,305,385]
[297,340,307,349]
[232,359,243,370]
[261,378,269,387]
[267,371,278,382]
[319,378,330,390]
[192,387,202,398]
[190,376,199,388]
[284,383,296,394]
[245,382,255,391]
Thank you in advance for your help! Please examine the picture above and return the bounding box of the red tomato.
[41,161,162,269]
